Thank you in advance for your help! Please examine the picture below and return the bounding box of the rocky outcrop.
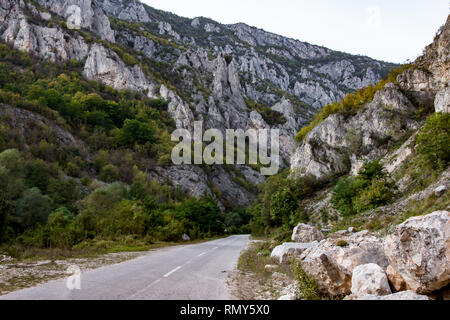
[159,85,194,130]
[384,211,450,294]
[1,1,90,62]
[291,17,450,180]
[37,0,115,42]
[271,242,318,264]
[354,290,429,301]
[350,263,392,297]
[300,231,389,296]
[435,87,450,113]
[292,224,324,243]
[83,43,155,95]
[435,185,448,197]
[291,83,420,180]
[98,0,151,23]
[416,16,450,89]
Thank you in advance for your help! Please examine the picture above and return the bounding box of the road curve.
[0,235,250,300]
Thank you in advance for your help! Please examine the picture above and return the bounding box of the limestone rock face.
[271,242,318,264]
[98,0,151,23]
[384,211,450,294]
[292,224,325,243]
[37,0,115,42]
[83,43,155,94]
[291,17,450,180]
[351,264,392,297]
[291,83,421,180]
[300,231,389,296]
[0,1,90,62]
[416,16,450,88]
[354,291,429,301]
[278,284,298,300]
[159,85,194,130]
[435,87,450,113]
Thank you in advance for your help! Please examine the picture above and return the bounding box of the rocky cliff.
[0,0,397,208]
[267,17,449,300]
[291,16,450,181]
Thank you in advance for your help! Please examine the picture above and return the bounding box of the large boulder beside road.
[300,231,389,296]
[384,211,450,294]
[292,224,325,243]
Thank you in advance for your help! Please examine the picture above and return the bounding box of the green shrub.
[13,187,52,231]
[336,240,348,247]
[100,164,120,183]
[353,178,395,213]
[0,149,25,175]
[115,119,156,147]
[47,207,75,248]
[101,200,148,237]
[331,160,395,216]
[416,112,450,170]
[93,150,110,172]
[245,98,286,126]
[65,162,81,177]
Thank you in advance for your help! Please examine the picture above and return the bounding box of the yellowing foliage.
[295,65,413,143]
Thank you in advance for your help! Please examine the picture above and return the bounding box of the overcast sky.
[141,0,449,63]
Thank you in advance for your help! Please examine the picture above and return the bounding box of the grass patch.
[290,258,320,300]
[238,241,277,276]
[397,191,449,224]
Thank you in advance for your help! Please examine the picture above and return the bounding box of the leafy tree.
[13,188,52,231]
[115,119,156,147]
[0,149,25,175]
[177,196,224,236]
[270,187,298,226]
[47,178,80,211]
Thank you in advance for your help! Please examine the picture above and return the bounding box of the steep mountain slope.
[0,0,396,209]
[249,15,449,236]
[242,18,449,301]
[291,16,449,183]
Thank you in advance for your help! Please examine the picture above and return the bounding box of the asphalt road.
[0,235,250,300]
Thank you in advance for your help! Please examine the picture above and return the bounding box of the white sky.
[141,0,449,63]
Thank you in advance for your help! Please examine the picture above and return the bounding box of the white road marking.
[197,252,207,257]
[127,279,161,299]
[163,266,182,278]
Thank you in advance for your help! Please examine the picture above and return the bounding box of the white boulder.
[300,231,389,296]
[271,242,318,264]
[351,263,392,297]
[384,211,450,294]
[355,291,429,300]
[292,224,325,243]
[278,284,298,300]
